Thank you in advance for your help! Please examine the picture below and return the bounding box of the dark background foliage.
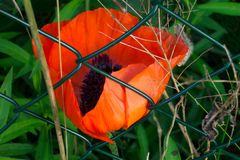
[0,0,239,159]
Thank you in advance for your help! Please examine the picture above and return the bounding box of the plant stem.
[23,1,66,160]
[107,133,119,156]
[163,91,199,157]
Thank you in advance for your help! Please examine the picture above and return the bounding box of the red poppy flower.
[33,8,190,143]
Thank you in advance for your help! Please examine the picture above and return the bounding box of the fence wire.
[0,0,239,159]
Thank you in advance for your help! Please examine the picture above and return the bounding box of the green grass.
[0,0,239,159]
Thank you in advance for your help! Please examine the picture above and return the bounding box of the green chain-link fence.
[0,0,240,159]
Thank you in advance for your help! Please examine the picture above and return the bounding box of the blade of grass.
[35,125,53,160]
[136,124,149,160]
[163,136,181,160]
[0,119,44,144]
[30,61,42,92]
[53,0,85,21]
[0,38,30,64]
[0,156,25,160]
[0,32,20,39]
[0,68,13,129]
[15,62,33,78]
[194,31,226,54]
[0,58,20,68]
[0,143,34,156]
[199,16,227,33]
[219,149,240,160]
[198,2,240,16]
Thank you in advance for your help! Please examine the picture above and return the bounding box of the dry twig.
[23,1,66,159]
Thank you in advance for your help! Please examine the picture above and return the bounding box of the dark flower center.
[79,54,122,116]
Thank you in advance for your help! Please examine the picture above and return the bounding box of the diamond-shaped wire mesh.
[0,1,240,159]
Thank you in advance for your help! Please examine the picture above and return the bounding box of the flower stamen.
[79,54,122,115]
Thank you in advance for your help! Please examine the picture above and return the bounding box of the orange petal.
[124,61,171,128]
[52,70,113,143]
[33,8,190,143]
[42,8,189,88]
[32,21,69,62]
[81,64,146,138]
[82,79,125,134]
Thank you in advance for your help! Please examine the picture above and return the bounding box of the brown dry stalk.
[204,140,211,160]
[23,1,66,160]
[152,112,163,156]
[163,91,199,157]
[160,97,182,160]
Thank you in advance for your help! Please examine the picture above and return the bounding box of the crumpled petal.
[124,61,171,128]
[82,64,146,138]
[33,8,190,143]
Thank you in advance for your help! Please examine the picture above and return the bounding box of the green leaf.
[15,62,33,78]
[66,132,80,159]
[59,110,77,131]
[0,119,44,144]
[0,58,21,68]
[35,126,53,160]
[191,11,211,25]
[182,0,191,8]
[198,2,240,16]
[0,143,34,156]
[220,149,240,160]
[136,124,149,160]
[194,30,225,55]
[0,38,30,64]
[192,30,226,92]
[164,136,181,160]
[190,59,226,99]
[0,157,25,160]
[0,32,21,40]
[31,61,42,92]
[53,0,85,21]
[209,0,229,2]
[199,16,227,33]
[0,68,13,129]
[108,133,119,156]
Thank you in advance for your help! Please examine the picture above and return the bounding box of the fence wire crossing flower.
[33,8,190,143]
